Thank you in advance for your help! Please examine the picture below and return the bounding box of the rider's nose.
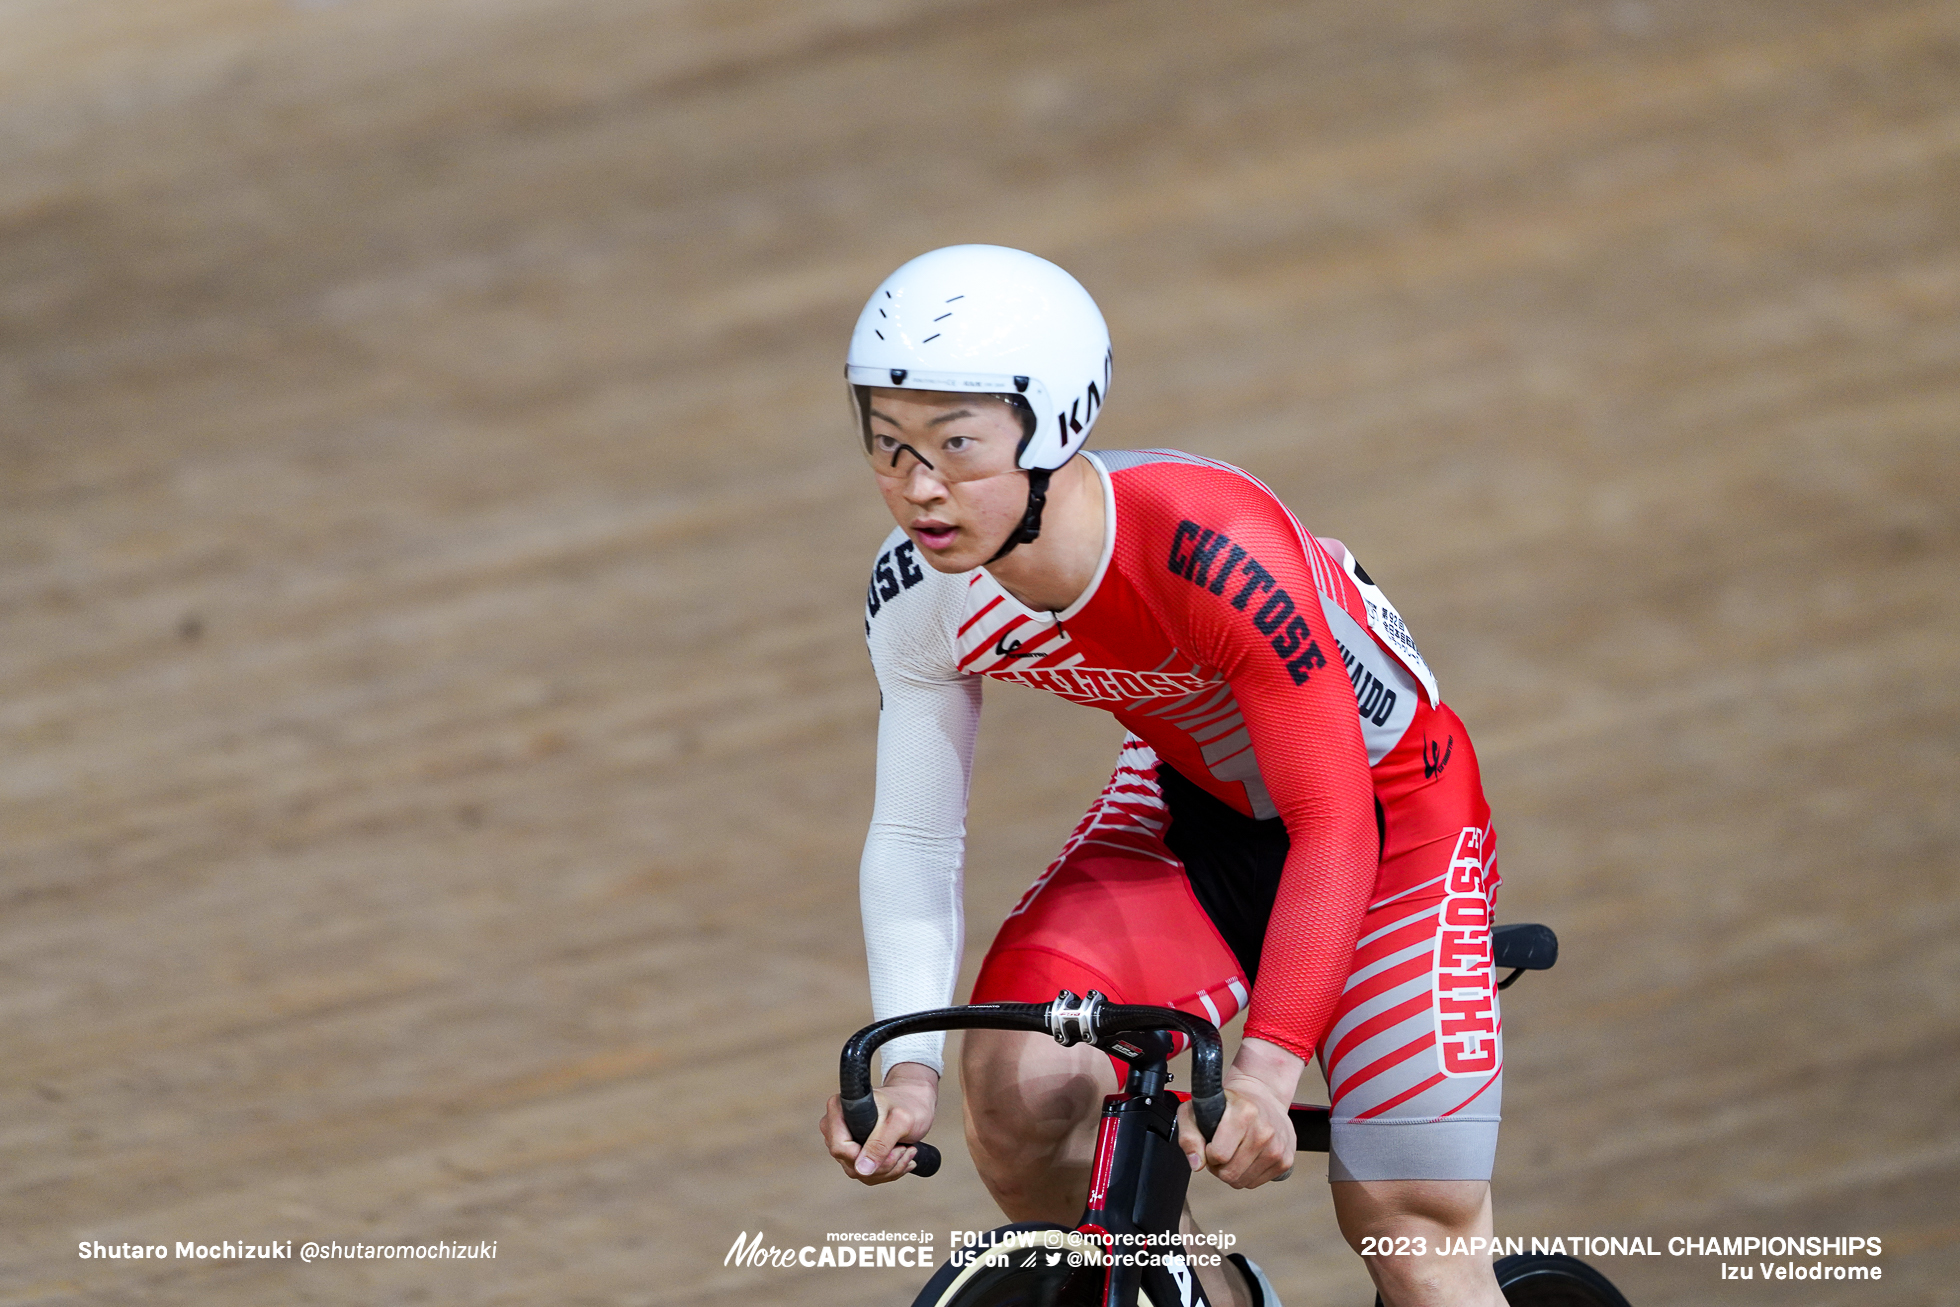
[901,467,946,503]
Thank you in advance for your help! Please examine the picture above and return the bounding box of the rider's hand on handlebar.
[822,1061,939,1184]
[1178,1036,1303,1189]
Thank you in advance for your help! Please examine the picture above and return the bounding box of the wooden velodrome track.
[3,1,1956,1303]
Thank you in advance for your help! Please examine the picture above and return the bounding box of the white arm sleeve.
[860,535,980,1078]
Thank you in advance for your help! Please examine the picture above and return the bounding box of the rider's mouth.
[912,522,959,550]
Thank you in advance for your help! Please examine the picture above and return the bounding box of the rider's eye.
[943,436,970,452]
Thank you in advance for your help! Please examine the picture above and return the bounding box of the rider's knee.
[1332,1179,1493,1247]
[960,1030,1110,1165]
[962,1092,1055,1178]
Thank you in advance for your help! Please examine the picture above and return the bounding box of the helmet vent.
[922,334,940,342]
[874,330,884,340]
[933,313,952,322]
[944,295,964,302]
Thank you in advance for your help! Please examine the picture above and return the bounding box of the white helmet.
[846,245,1112,471]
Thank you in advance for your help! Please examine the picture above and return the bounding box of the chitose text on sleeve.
[1116,465,1379,1060]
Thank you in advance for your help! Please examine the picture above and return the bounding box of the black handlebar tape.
[1192,1093,1227,1140]
[837,999,1230,1171]
[836,1092,943,1177]
[839,1003,1050,1179]
[840,1093,881,1142]
[840,1002,1051,1109]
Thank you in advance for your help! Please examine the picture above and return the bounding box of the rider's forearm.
[1231,1036,1306,1103]
[859,667,980,1076]
[1240,849,1372,1062]
[1239,801,1376,1061]
[860,831,965,1075]
[881,1060,942,1089]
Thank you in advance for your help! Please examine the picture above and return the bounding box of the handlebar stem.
[1048,988,1104,1046]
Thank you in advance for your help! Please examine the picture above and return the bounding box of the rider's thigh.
[972,741,1250,1060]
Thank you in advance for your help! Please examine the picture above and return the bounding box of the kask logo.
[1056,348,1115,444]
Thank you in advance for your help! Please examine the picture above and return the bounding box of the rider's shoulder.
[864,526,960,632]
[1094,448,1294,526]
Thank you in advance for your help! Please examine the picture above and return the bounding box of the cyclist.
[820,246,1507,1307]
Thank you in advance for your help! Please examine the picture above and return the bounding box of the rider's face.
[863,388,1029,573]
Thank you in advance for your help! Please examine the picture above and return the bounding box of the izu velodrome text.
[1352,1235,1883,1259]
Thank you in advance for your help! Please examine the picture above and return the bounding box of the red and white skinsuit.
[861,448,1502,1181]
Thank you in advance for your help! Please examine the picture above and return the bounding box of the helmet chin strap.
[984,467,1054,565]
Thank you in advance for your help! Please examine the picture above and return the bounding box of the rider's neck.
[985,455,1106,614]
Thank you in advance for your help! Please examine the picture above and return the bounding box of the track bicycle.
[840,922,1632,1307]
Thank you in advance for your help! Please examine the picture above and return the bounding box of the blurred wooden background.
[1,1,1955,1303]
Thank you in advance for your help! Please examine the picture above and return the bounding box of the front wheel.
[911,1224,1165,1307]
[1370,1253,1631,1307]
[1495,1253,1633,1306]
